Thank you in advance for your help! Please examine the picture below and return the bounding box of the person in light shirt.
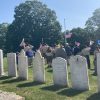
[81,45,91,69]
[54,44,67,59]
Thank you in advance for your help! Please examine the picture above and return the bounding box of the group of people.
[18,38,100,76]
[39,43,81,67]
[17,39,35,66]
[39,42,100,76]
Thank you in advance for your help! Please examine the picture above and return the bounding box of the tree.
[6,0,61,52]
[0,23,8,52]
[85,8,100,43]
[70,27,89,47]
[85,8,100,32]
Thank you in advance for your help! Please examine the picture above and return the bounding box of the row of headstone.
[7,50,28,80]
[0,50,92,91]
[6,50,45,82]
[52,56,89,91]
[1,48,100,92]
[32,52,90,90]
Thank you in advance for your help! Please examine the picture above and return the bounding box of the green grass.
[0,56,100,100]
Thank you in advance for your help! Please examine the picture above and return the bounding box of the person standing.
[45,47,53,67]
[54,44,67,59]
[93,46,100,75]
[20,39,34,66]
[81,45,91,69]
[73,43,81,55]
[65,43,73,64]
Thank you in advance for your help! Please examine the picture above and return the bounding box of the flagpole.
[64,18,67,45]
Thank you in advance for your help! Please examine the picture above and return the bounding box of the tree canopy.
[6,0,61,52]
[0,23,8,52]
[85,8,100,42]
[85,8,100,32]
[3,2,100,53]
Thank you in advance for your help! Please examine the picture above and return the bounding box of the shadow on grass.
[41,85,66,92]
[87,93,100,100]
[57,88,86,97]
[2,78,25,84]
[0,76,11,80]
[46,67,53,73]
[17,81,43,88]
[90,68,94,71]
[47,69,53,73]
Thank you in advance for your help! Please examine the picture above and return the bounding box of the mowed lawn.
[0,56,100,100]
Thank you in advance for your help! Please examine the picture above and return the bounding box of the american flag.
[65,33,72,38]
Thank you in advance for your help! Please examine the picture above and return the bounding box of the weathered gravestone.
[7,53,17,77]
[69,55,90,90]
[33,50,45,83]
[97,53,100,92]
[18,50,28,80]
[52,57,69,86]
[0,49,4,76]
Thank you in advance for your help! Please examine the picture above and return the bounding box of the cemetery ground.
[0,56,100,100]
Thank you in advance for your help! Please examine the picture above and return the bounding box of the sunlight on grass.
[0,56,99,100]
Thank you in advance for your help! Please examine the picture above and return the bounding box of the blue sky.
[0,0,100,31]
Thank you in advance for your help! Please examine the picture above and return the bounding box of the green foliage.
[85,8,100,43]
[0,23,8,53]
[85,8,100,33]
[71,28,87,44]
[3,4,100,53]
[6,0,61,52]
[63,28,90,48]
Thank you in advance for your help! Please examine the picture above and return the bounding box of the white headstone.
[18,51,28,80]
[69,55,89,90]
[0,49,4,76]
[7,53,17,77]
[97,53,100,92]
[33,50,45,83]
[20,49,25,56]
[52,57,69,86]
